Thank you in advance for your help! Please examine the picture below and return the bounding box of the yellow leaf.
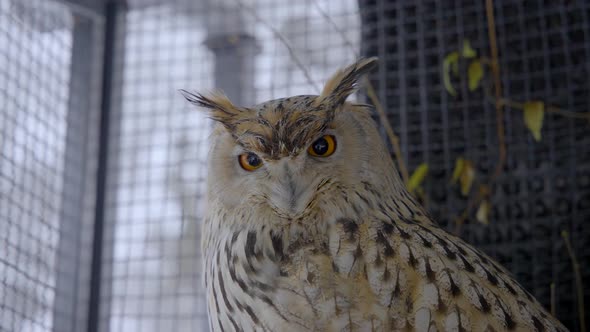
[451,158,476,196]
[476,200,491,225]
[407,163,429,193]
[459,160,475,196]
[523,101,545,141]
[443,52,459,96]
[462,40,477,58]
[451,157,465,183]
[468,60,484,91]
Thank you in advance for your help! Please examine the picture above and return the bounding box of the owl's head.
[183,58,402,224]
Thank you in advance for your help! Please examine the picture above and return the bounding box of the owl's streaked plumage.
[182,58,567,331]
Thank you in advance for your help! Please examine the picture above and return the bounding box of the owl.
[182,58,567,331]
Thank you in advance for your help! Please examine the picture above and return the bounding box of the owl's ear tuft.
[317,57,378,108]
[180,90,246,128]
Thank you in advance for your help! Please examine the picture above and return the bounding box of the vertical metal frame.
[48,0,110,331]
[52,13,98,332]
[87,2,127,332]
[48,1,126,332]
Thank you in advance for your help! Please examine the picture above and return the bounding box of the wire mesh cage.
[360,1,590,329]
[1,0,103,331]
[0,0,588,332]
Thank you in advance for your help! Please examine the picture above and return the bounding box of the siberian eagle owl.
[182,58,566,332]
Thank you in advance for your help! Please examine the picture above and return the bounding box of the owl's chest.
[209,255,384,331]
[206,223,398,331]
[271,248,393,331]
[203,206,567,332]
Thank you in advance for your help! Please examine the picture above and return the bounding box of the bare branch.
[310,0,358,57]
[233,0,320,92]
[562,231,586,332]
[486,0,507,183]
[365,79,409,183]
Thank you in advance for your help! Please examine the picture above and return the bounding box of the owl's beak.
[268,159,314,217]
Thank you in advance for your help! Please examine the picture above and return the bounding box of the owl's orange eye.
[239,152,263,171]
[308,135,336,157]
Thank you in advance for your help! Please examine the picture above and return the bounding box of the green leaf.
[408,163,429,193]
[443,51,459,96]
[523,101,545,141]
[476,200,491,225]
[468,60,484,91]
[459,160,475,196]
[451,157,475,196]
[462,40,477,58]
[451,157,465,184]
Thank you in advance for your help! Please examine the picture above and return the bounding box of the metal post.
[204,6,260,106]
[87,2,126,332]
[53,13,97,332]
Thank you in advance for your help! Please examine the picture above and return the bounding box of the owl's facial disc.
[238,134,337,218]
[265,155,319,218]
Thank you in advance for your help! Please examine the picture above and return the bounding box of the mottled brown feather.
[188,58,568,332]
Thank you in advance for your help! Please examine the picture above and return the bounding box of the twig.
[478,56,492,66]
[497,98,523,110]
[547,106,590,121]
[486,0,507,182]
[453,185,488,235]
[453,197,475,235]
[365,80,410,183]
[311,0,359,57]
[561,231,586,332]
[453,210,469,235]
[498,97,590,120]
[550,283,556,317]
[233,0,320,92]
[454,0,506,233]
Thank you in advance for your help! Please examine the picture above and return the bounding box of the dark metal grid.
[361,0,589,330]
[0,1,103,332]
